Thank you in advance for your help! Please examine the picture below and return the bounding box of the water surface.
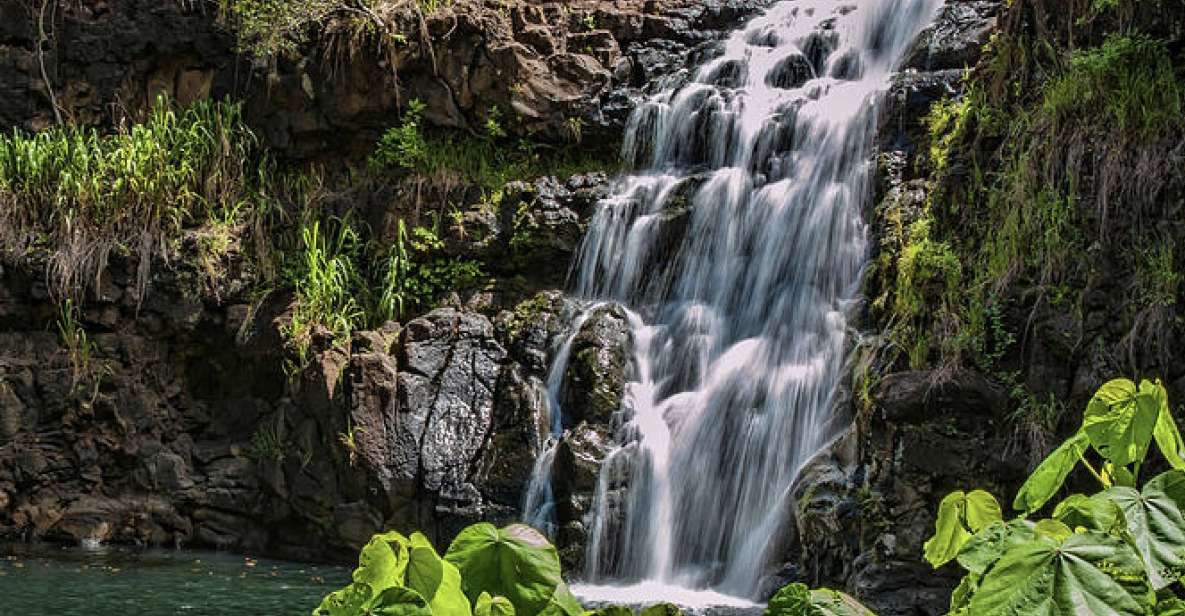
[0,543,348,615]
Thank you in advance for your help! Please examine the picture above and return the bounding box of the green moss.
[1137,242,1181,309]
[925,94,973,174]
[370,99,619,196]
[1043,34,1183,135]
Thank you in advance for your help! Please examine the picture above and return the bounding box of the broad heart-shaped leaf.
[475,593,517,616]
[369,587,434,616]
[445,523,571,616]
[1101,470,1185,589]
[1053,493,1125,533]
[956,519,1037,575]
[407,533,444,598]
[967,531,1154,615]
[1013,431,1090,514]
[925,491,973,568]
[1083,379,1160,468]
[1153,388,1185,471]
[764,583,873,616]
[407,532,471,616]
[314,582,373,616]
[925,490,1003,568]
[965,490,1004,531]
[355,531,412,595]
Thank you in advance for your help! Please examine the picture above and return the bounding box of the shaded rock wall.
[0,0,767,160]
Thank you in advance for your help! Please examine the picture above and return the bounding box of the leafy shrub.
[444,523,582,616]
[0,97,258,299]
[923,378,1185,614]
[1043,35,1183,135]
[283,218,367,363]
[370,100,617,196]
[314,530,469,616]
[315,523,582,616]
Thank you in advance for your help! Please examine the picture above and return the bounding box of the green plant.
[1043,35,1183,135]
[251,423,285,461]
[1137,242,1181,309]
[219,0,395,57]
[56,298,97,390]
[315,523,582,616]
[283,218,366,363]
[314,530,469,616]
[923,378,1185,614]
[338,418,365,467]
[370,101,617,197]
[0,96,259,300]
[765,583,874,616]
[445,523,582,616]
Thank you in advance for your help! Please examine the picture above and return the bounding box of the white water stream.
[524,0,942,604]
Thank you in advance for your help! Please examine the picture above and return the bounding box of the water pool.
[0,543,349,615]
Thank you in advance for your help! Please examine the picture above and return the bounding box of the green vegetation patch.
[1043,34,1183,135]
[0,97,260,299]
[370,100,617,197]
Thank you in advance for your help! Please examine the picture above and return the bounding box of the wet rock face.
[397,309,506,495]
[792,371,1026,616]
[0,240,580,561]
[904,0,1002,71]
[561,304,633,429]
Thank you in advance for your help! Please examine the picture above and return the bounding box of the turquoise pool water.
[0,543,349,615]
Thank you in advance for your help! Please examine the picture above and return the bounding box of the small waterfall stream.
[525,0,942,602]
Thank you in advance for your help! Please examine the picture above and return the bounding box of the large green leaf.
[355,531,412,595]
[925,490,1003,567]
[949,574,979,614]
[1153,388,1185,471]
[925,492,973,567]
[764,583,873,616]
[1013,431,1090,514]
[444,523,571,616]
[638,604,683,616]
[537,583,584,616]
[1156,596,1185,616]
[956,519,1036,575]
[313,582,374,616]
[369,587,434,616]
[1083,379,1160,468]
[407,532,471,616]
[1053,493,1125,533]
[966,490,1004,531]
[475,592,516,616]
[1102,470,1185,589]
[967,531,1154,615]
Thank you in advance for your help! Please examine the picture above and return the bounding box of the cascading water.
[525,0,942,603]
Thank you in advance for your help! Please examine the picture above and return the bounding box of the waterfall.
[525,0,942,602]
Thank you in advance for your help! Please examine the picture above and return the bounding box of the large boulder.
[561,304,634,429]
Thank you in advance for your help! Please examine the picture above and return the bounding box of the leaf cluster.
[922,378,1185,615]
[314,523,584,616]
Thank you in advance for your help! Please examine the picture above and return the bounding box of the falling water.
[526,0,942,602]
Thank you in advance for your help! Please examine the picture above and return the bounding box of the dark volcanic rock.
[561,303,633,429]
